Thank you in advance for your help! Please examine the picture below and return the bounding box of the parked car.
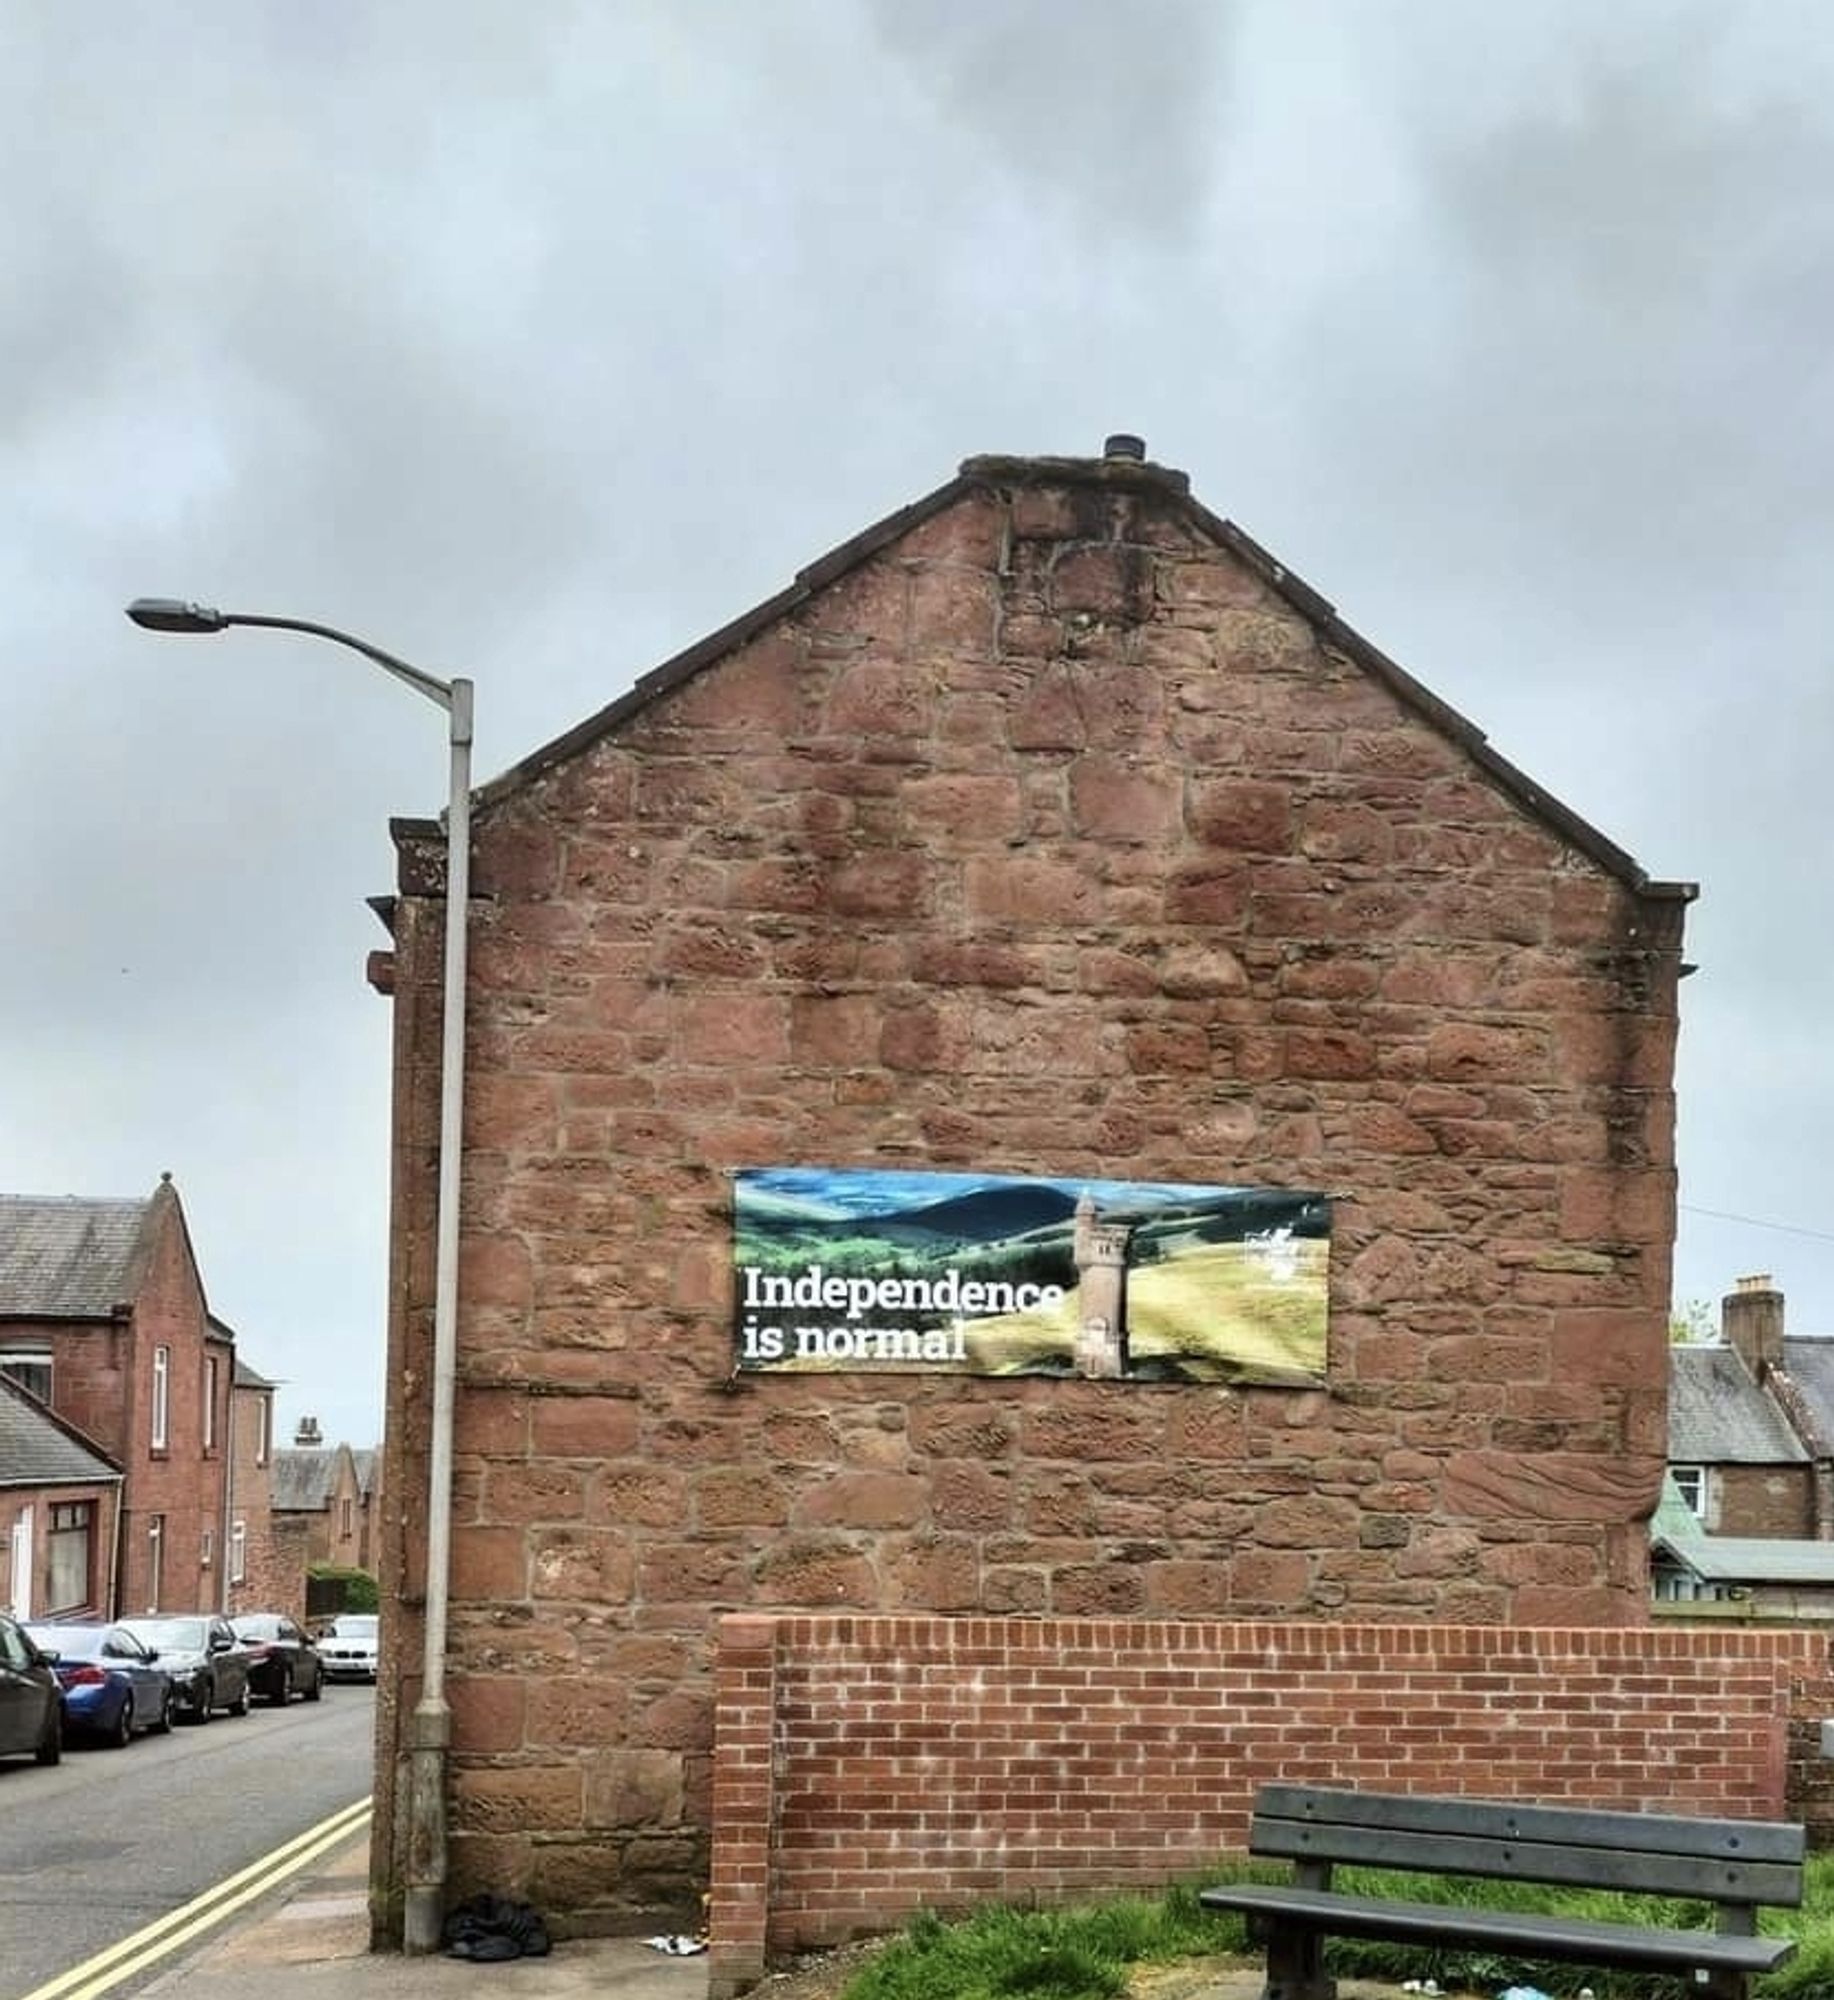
[24,1621,175,1745]
[119,1615,251,1723]
[0,1611,62,1765]
[316,1613,379,1684]
[228,1613,324,1705]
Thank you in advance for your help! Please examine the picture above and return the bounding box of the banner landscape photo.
[732,1168,1330,1383]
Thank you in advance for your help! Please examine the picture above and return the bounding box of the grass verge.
[838,1855,1834,2000]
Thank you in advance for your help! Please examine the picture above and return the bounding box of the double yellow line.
[17,1796,372,2000]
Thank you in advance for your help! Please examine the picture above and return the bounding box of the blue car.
[25,1621,176,1746]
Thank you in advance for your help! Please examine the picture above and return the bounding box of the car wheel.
[35,1703,61,1767]
[109,1695,134,1748]
[269,1666,292,1708]
[153,1687,176,1734]
[303,1667,322,1703]
[191,1678,214,1723]
[228,1679,250,1717]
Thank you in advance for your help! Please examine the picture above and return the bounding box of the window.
[1672,1466,1706,1518]
[229,1519,246,1584]
[201,1525,214,1569]
[47,1502,92,1614]
[254,1397,271,1467]
[151,1345,171,1452]
[0,1347,52,1403]
[147,1514,164,1611]
[340,1497,354,1539]
[203,1355,218,1453]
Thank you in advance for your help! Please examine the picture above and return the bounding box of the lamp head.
[125,598,228,634]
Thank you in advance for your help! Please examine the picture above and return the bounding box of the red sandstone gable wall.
[371,457,1690,1937]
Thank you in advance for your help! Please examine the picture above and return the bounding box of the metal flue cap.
[1102,433,1147,462]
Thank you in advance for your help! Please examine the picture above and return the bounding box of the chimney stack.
[295,1414,323,1447]
[1723,1274,1785,1375]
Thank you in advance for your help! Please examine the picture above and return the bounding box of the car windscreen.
[329,1617,378,1636]
[231,1618,279,1638]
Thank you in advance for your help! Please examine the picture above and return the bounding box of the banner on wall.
[731,1168,1330,1382]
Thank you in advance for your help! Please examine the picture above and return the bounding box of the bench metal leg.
[1262,1919,1334,2000]
[1698,1972,1750,2000]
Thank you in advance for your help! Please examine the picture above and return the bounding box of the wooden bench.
[1200,1784,1804,2000]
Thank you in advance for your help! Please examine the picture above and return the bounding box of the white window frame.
[47,1501,92,1614]
[1672,1465,1706,1518]
[151,1345,171,1451]
[147,1513,164,1611]
[0,1346,53,1403]
[203,1354,218,1452]
[229,1518,247,1585]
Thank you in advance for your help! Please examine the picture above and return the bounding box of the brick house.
[367,440,1693,1939]
[0,1177,237,1614]
[272,1430,380,1575]
[1669,1275,1834,1539]
[0,1376,122,1619]
[225,1355,293,1616]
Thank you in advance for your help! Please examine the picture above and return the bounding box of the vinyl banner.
[732,1168,1329,1382]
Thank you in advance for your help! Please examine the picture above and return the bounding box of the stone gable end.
[371,448,1691,1939]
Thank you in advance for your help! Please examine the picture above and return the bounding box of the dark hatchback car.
[120,1615,251,1722]
[228,1613,324,1705]
[0,1611,61,1765]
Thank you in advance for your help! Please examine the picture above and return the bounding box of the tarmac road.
[0,1681,374,2000]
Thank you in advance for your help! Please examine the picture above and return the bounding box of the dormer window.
[0,1346,52,1403]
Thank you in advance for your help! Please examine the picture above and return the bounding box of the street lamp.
[125,597,471,1954]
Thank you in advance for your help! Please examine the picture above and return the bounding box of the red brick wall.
[31,1317,130,1460]
[1717,1464,1817,1538]
[227,1382,289,1617]
[371,454,1692,1938]
[114,1197,228,1613]
[0,1483,121,1620]
[706,1614,1834,1996]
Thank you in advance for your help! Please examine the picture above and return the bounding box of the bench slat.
[1255,1785,1805,1868]
[1247,1818,1804,1907]
[1200,1885,1797,1975]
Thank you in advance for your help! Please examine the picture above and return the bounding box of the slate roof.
[1778,1337,1834,1440]
[464,447,1695,911]
[1651,1476,1834,1585]
[351,1449,377,1495]
[270,1447,338,1512]
[233,1355,274,1390]
[0,1376,120,1486]
[0,1195,151,1317]
[1668,1344,1808,1463]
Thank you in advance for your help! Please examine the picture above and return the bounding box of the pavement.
[136,1825,1421,2000]
[140,1824,714,2000]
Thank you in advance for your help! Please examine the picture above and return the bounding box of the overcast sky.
[7,2,1833,1450]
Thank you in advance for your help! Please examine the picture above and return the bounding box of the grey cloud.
[861,0,1235,244]
[7,0,1834,1438]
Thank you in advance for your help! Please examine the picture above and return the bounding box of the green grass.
[837,1856,1834,2000]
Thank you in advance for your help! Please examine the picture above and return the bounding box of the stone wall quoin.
[367,445,1694,1938]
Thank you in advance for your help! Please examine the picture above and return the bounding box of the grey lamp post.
[125,597,470,1954]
